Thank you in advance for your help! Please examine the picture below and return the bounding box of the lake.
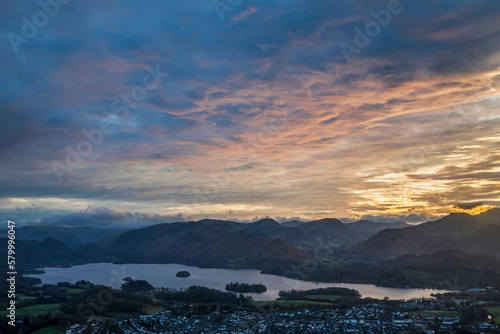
[28,263,449,301]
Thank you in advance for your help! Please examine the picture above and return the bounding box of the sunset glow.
[1,0,499,224]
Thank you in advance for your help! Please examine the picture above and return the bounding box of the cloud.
[1,0,499,221]
[16,202,45,211]
[451,202,496,215]
[321,117,338,125]
[342,213,438,224]
[230,7,258,25]
[31,206,191,229]
[224,164,253,172]
[453,202,484,211]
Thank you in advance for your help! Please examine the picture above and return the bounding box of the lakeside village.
[2,275,500,334]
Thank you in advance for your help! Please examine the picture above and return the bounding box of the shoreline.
[26,262,456,298]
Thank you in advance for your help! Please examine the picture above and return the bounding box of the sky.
[1,0,499,226]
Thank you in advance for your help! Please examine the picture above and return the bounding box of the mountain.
[0,237,83,266]
[199,218,338,250]
[232,218,284,235]
[103,221,310,268]
[66,226,127,243]
[346,220,410,238]
[6,225,126,245]
[281,220,306,228]
[383,249,500,288]
[447,224,500,258]
[297,218,365,248]
[239,219,313,249]
[477,208,500,225]
[13,226,81,245]
[349,212,487,256]
[306,248,500,289]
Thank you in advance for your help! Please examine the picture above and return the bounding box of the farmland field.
[63,287,85,294]
[18,294,37,300]
[31,325,61,334]
[305,295,341,302]
[0,303,63,317]
[485,306,500,323]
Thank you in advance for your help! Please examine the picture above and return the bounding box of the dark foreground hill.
[299,249,500,289]
[8,209,500,290]
[297,218,364,248]
[349,210,500,256]
[199,217,366,250]
[447,224,500,258]
[280,220,305,228]
[5,221,311,274]
[102,221,310,272]
[0,237,86,266]
[346,220,410,238]
[382,249,500,288]
[6,217,410,255]
[199,218,313,250]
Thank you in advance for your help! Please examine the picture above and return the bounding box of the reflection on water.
[28,263,450,301]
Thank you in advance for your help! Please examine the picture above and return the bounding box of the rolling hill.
[5,209,500,290]
[383,249,500,288]
[477,208,500,225]
[447,224,500,258]
[349,212,491,256]
[297,218,365,248]
[199,218,362,250]
[281,220,306,228]
[346,220,410,238]
[103,221,310,268]
[4,225,126,245]
[12,226,81,245]
[1,238,84,266]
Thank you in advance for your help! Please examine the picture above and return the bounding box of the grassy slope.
[485,305,500,323]
[305,295,341,302]
[31,326,62,334]
[0,303,62,317]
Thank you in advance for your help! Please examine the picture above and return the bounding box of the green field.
[63,287,85,294]
[31,326,62,334]
[0,303,63,317]
[485,306,500,323]
[254,300,332,307]
[305,295,340,302]
[18,294,37,300]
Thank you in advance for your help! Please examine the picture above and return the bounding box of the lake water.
[27,263,448,301]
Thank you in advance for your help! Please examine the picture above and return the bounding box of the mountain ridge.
[349,209,500,256]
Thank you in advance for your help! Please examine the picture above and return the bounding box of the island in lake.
[176,270,191,278]
[225,282,267,293]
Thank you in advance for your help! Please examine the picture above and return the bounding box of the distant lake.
[28,263,449,301]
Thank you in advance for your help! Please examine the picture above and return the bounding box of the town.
[64,301,500,334]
